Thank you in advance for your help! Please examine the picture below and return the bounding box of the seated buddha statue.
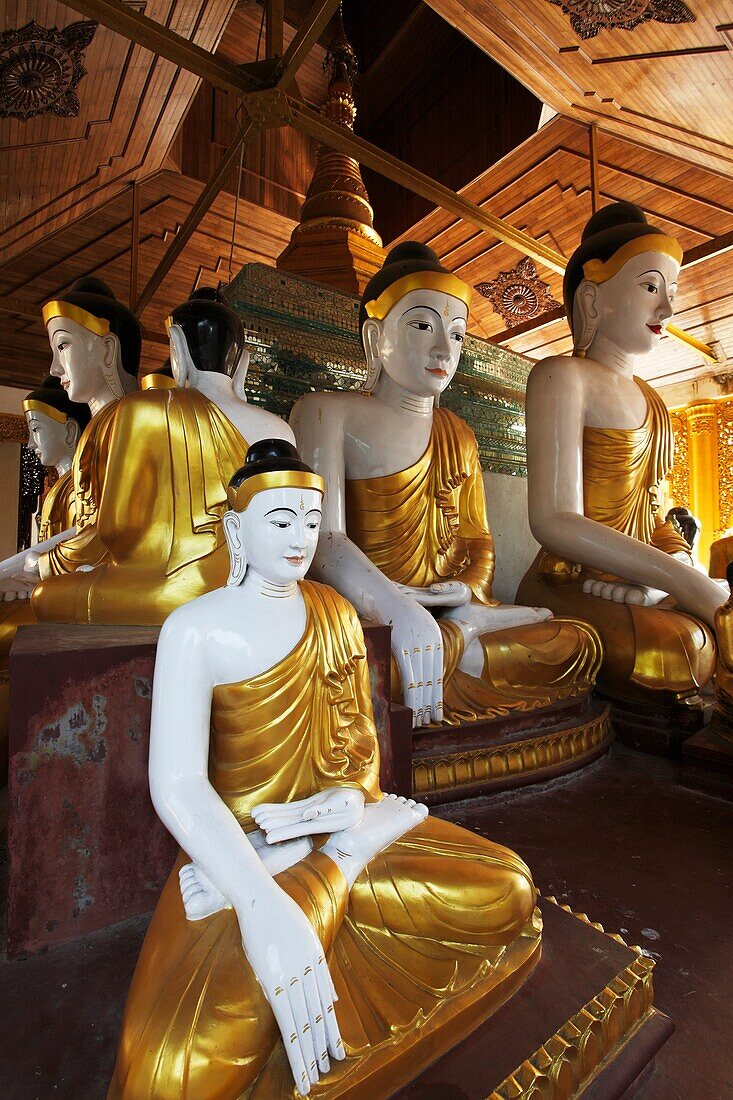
[0,376,91,779]
[291,242,601,728]
[517,203,723,708]
[109,440,539,1100]
[712,562,733,735]
[33,287,294,624]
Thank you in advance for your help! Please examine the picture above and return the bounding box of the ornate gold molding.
[491,897,655,1099]
[413,705,612,796]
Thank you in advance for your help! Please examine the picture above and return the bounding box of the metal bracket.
[242,88,292,129]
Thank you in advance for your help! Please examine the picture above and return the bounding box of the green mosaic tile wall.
[226,264,530,476]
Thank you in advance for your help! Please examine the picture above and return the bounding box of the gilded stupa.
[276,12,385,293]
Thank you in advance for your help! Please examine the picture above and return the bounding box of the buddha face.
[366,288,467,397]
[25,409,75,468]
[47,316,120,404]
[232,486,323,585]
[581,251,679,358]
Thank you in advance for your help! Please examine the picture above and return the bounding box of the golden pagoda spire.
[277,7,385,293]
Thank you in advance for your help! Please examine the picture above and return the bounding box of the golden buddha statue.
[710,530,733,580]
[109,441,539,1099]
[32,287,294,625]
[517,203,722,709]
[292,243,601,730]
[0,376,91,779]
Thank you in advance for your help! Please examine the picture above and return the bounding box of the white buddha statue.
[517,203,723,708]
[108,439,539,1100]
[292,242,601,730]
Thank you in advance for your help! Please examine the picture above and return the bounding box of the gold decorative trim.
[582,234,682,285]
[22,399,67,423]
[365,271,472,321]
[140,373,177,391]
[491,896,654,1099]
[412,705,612,796]
[42,300,110,337]
[227,470,325,512]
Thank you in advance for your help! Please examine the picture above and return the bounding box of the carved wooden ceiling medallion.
[475,258,561,327]
[546,0,695,40]
[0,20,98,120]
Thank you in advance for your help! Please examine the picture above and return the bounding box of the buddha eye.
[306,521,319,530]
[271,520,290,529]
[641,282,658,294]
[57,340,70,351]
[407,320,432,332]
[451,332,464,343]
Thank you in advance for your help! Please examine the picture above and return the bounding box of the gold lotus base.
[492,899,659,1099]
[413,703,613,801]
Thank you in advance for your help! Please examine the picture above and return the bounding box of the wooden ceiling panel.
[0,168,296,388]
[425,0,733,176]
[0,0,238,262]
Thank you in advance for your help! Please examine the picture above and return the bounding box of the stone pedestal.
[7,620,408,958]
[679,712,733,801]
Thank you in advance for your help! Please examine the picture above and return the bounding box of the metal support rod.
[589,123,600,214]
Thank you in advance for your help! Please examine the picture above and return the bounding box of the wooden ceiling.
[1,0,732,390]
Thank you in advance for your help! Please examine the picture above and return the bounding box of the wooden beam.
[0,295,41,322]
[491,305,566,345]
[265,0,284,59]
[135,116,256,315]
[60,0,260,96]
[682,231,733,270]
[271,0,339,87]
[129,180,141,309]
[589,123,600,215]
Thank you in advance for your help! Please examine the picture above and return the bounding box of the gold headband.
[23,399,67,424]
[140,372,177,391]
[42,300,111,337]
[364,271,471,321]
[227,470,325,512]
[582,234,683,285]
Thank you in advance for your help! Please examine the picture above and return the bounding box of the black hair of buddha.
[25,374,92,433]
[170,287,245,377]
[49,276,141,378]
[358,241,455,344]
[563,202,671,330]
[229,439,317,494]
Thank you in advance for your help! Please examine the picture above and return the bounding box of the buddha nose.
[433,330,451,361]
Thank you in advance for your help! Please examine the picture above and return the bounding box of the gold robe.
[345,407,601,724]
[109,582,539,1100]
[518,378,716,704]
[710,534,733,580]
[32,389,247,625]
[714,590,733,732]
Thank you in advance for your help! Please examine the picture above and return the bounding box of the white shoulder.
[245,407,295,446]
[528,354,585,397]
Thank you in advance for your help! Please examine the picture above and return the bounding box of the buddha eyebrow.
[638,269,664,277]
[265,507,298,517]
[402,306,442,319]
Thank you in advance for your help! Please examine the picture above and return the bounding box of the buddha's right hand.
[390,593,444,728]
[238,886,344,1095]
[396,580,472,608]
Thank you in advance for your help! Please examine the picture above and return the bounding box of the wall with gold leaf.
[668,397,733,569]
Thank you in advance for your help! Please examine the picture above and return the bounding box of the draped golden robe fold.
[109,582,539,1100]
[32,389,248,624]
[345,407,600,724]
[714,593,733,733]
[518,377,716,704]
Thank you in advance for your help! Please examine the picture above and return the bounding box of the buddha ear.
[169,324,197,389]
[572,280,599,355]
[101,333,125,399]
[361,317,382,393]
[231,346,250,402]
[65,418,80,450]
[223,510,247,586]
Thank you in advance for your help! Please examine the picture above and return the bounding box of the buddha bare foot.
[582,578,669,606]
[321,794,429,888]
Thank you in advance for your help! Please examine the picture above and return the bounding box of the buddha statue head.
[564,202,683,359]
[168,288,249,400]
[666,506,700,553]
[23,375,91,473]
[359,242,470,396]
[223,439,325,587]
[43,277,141,407]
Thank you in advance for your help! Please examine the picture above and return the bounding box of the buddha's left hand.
[396,581,472,607]
[253,788,365,844]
